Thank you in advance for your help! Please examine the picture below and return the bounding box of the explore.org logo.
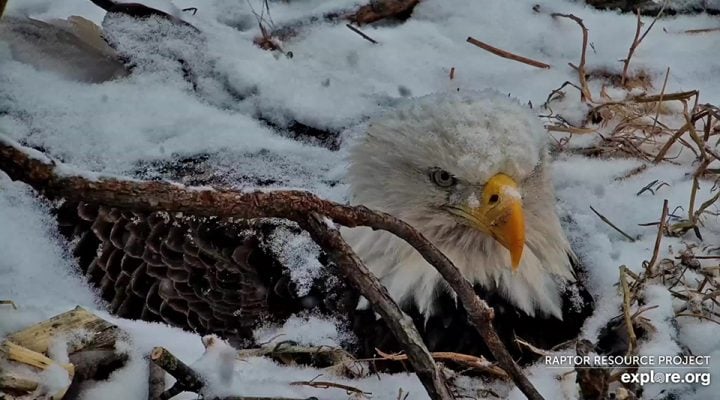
[544,355,713,387]
[620,370,711,386]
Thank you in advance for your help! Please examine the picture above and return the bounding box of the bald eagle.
[344,92,594,360]
[32,92,595,367]
[0,0,593,363]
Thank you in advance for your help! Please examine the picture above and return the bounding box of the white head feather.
[341,90,576,319]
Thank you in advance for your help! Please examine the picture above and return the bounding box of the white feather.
[341,90,577,319]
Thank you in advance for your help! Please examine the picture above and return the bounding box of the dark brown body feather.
[54,199,593,368]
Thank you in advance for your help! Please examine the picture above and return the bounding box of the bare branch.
[621,3,666,87]
[550,13,592,102]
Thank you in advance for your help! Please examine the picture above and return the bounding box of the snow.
[2,0,720,399]
[267,223,325,297]
[254,314,350,348]
[38,363,72,397]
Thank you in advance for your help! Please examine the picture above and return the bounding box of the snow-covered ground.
[2,0,720,399]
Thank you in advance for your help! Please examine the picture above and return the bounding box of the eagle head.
[343,90,578,318]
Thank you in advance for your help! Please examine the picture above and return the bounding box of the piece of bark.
[0,341,75,399]
[1,341,74,374]
[6,306,120,354]
[350,0,420,25]
[0,369,40,394]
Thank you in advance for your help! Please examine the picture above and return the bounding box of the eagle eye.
[429,168,457,188]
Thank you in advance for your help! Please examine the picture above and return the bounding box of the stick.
[466,37,550,69]
[290,379,370,396]
[550,14,592,102]
[651,67,670,133]
[303,213,453,399]
[151,347,204,400]
[589,205,636,242]
[646,200,669,273]
[621,3,666,87]
[375,349,509,379]
[0,370,39,393]
[0,136,545,400]
[619,266,637,355]
[346,24,378,44]
[683,27,720,34]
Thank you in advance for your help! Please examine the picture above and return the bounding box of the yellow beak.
[464,174,526,270]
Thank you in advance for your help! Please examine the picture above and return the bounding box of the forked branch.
[0,135,545,400]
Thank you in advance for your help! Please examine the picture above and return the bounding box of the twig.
[634,90,698,103]
[619,266,637,355]
[150,347,204,400]
[550,13,592,102]
[346,23,378,44]
[290,379,370,396]
[653,120,693,163]
[466,37,550,69]
[621,3,667,87]
[675,313,720,325]
[0,135,545,400]
[589,205,636,242]
[237,343,365,378]
[646,200,669,273]
[375,349,509,379]
[651,67,671,133]
[682,27,720,34]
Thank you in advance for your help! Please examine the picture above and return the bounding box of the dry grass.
[541,9,720,397]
